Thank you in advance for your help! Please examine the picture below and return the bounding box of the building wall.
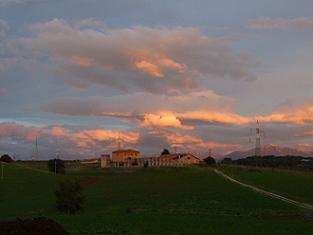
[100,155,111,168]
[112,150,140,162]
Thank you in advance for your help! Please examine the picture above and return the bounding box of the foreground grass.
[1,163,313,235]
[221,165,313,206]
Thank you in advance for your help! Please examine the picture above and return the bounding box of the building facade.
[100,150,202,168]
[112,149,140,162]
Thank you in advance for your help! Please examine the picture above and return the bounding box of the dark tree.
[0,154,13,163]
[48,159,65,174]
[221,158,233,164]
[161,148,170,155]
[203,156,216,165]
[54,178,85,214]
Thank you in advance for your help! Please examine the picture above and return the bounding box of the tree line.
[221,155,313,170]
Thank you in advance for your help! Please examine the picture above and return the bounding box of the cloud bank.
[248,17,313,29]
[19,19,258,92]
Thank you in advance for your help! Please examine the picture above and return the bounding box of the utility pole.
[54,158,57,176]
[254,120,262,167]
[255,120,261,157]
[35,135,38,160]
[1,161,3,180]
[208,149,212,157]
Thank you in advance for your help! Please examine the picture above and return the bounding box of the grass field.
[1,162,313,235]
[221,165,313,205]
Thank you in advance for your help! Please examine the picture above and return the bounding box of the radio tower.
[255,120,261,156]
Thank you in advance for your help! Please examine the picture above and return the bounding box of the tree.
[221,158,233,164]
[48,159,65,174]
[54,178,85,214]
[0,154,13,163]
[203,156,216,165]
[161,148,170,155]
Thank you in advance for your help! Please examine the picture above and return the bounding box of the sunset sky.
[0,0,313,159]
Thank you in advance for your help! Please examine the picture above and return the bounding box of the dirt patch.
[0,217,71,235]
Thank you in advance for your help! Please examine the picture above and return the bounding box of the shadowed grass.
[1,163,313,234]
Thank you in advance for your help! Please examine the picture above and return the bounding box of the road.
[214,168,313,211]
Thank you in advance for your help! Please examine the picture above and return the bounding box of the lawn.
[221,165,313,205]
[1,162,313,235]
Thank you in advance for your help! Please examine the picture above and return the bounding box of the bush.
[0,154,13,163]
[203,156,216,165]
[48,159,65,174]
[0,217,71,235]
[54,178,85,214]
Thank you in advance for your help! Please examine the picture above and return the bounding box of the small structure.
[80,159,99,165]
[100,154,111,168]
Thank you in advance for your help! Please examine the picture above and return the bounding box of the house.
[160,153,202,165]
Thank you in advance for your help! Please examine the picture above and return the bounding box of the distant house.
[80,159,99,165]
[160,153,202,165]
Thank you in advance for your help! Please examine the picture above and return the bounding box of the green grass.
[221,165,313,205]
[1,163,313,235]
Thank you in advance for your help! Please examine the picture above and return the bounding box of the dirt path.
[214,168,313,211]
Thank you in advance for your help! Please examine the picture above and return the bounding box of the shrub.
[54,178,85,214]
[48,159,65,174]
[161,148,170,155]
[0,154,13,163]
[203,156,216,165]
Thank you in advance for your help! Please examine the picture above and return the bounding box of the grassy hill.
[1,163,313,235]
[221,165,313,205]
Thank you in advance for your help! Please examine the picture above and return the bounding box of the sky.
[0,0,313,159]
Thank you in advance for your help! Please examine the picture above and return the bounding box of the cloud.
[0,122,243,159]
[0,122,140,158]
[42,90,236,115]
[177,110,251,125]
[247,17,313,29]
[19,18,258,92]
[0,122,41,141]
[43,93,313,128]
[257,99,313,124]
[0,19,8,38]
[0,0,41,7]
[42,90,246,128]
[142,113,193,130]
[163,131,241,150]
[0,88,6,96]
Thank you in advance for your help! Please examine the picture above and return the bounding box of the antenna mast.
[117,133,122,150]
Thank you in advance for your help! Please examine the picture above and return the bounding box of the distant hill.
[224,144,311,159]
